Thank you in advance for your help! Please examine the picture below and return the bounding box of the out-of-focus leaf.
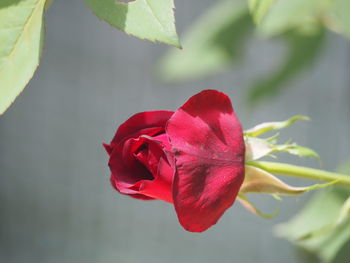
[248,29,325,104]
[258,0,333,36]
[336,197,350,225]
[85,0,180,48]
[248,0,277,24]
[333,0,350,37]
[244,115,309,137]
[0,0,47,114]
[276,161,350,263]
[158,0,254,82]
[251,0,350,40]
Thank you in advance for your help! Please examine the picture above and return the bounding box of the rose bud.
[104,90,245,232]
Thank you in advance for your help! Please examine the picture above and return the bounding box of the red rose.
[104,90,245,232]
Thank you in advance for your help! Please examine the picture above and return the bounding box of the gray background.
[1,0,350,262]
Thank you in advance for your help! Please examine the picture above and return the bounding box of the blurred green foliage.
[159,0,350,105]
[249,29,325,103]
[276,161,350,263]
[249,0,277,24]
[158,0,254,81]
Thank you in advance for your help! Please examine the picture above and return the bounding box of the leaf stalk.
[247,161,350,187]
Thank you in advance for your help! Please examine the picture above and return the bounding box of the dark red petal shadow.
[166,90,245,232]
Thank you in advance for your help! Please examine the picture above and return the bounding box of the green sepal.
[245,136,319,161]
[241,166,336,196]
[244,115,309,137]
[273,143,320,159]
[237,194,279,219]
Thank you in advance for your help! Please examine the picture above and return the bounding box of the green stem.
[247,161,350,187]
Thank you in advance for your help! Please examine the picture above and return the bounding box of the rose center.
[134,144,155,181]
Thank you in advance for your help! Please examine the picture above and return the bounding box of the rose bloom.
[104,90,245,232]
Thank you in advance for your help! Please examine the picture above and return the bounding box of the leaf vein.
[144,0,166,32]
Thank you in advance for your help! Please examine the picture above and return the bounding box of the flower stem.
[247,161,350,187]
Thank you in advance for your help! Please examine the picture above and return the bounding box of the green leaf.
[85,0,180,48]
[248,29,325,104]
[0,0,47,114]
[276,162,350,262]
[244,115,309,137]
[248,0,277,24]
[157,0,254,82]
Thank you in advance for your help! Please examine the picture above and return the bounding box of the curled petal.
[134,136,174,202]
[167,90,245,232]
[110,176,154,200]
[137,157,174,203]
[111,111,174,143]
[103,143,114,156]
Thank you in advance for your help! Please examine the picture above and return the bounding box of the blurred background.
[1,0,350,262]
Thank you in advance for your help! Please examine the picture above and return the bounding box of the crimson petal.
[166,90,245,232]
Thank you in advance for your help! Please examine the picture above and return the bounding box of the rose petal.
[166,90,245,232]
[110,176,154,200]
[103,143,113,156]
[112,111,174,143]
